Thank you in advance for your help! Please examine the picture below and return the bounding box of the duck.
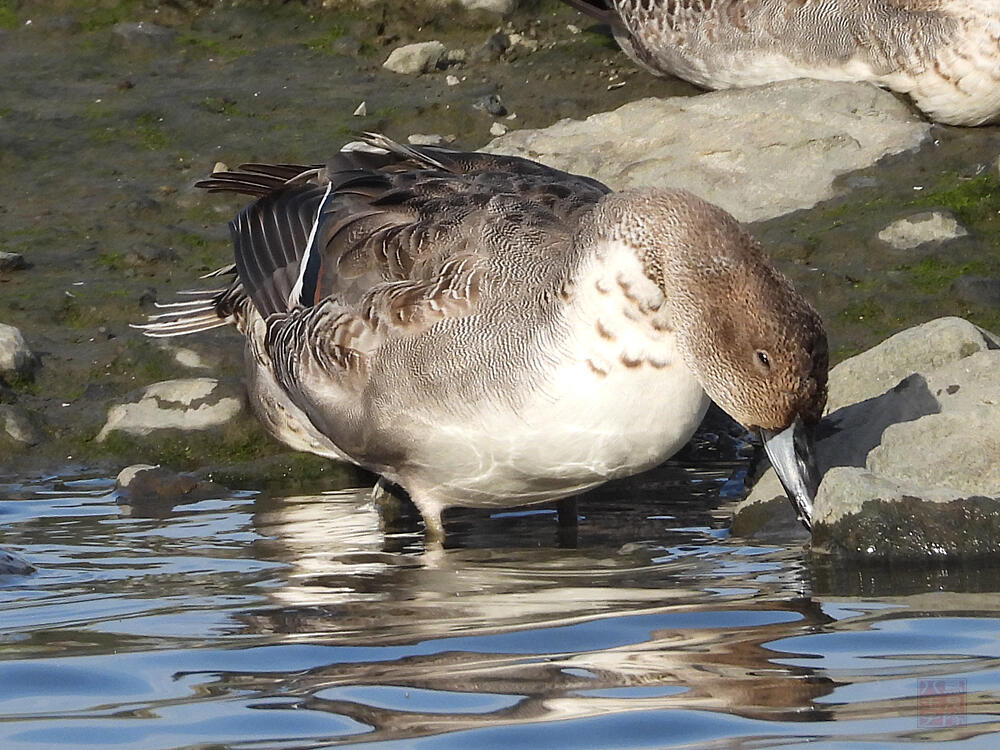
[139,134,827,540]
[562,0,1000,126]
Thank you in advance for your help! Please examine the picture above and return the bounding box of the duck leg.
[556,496,579,548]
[557,497,578,527]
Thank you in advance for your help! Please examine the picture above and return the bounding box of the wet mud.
[1,0,999,480]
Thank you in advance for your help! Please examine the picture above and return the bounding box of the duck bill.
[760,415,820,530]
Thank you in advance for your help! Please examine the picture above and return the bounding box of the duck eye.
[755,350,771,370]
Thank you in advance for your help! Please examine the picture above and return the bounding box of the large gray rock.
[383,41,446,75]
[483,80,930,222]
[735,317,1000,560]
[825,317,999,412]
[97,377,244,441]
[0,323,35,379]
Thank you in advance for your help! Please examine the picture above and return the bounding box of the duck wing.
[140,136,608,342]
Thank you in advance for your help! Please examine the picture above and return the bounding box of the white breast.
[397,241,710,508]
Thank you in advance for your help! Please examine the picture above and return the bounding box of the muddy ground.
[1,0,999,484]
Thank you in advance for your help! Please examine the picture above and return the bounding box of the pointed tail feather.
[133,266,248,338]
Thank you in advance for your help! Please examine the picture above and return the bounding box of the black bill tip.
[760,415,820,530]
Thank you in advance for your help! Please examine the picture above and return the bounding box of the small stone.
[112,21,176,49]
[353,101,367,117]
[407,133,444,146]
[458,0,518,13]
[383,41,446,75]
[489,122,509,136]
[443,48,467,65]
[473,93,507,117]
[168,345,210,369]
[213,161,228,174]
[116,464,160,489]
[566,24,581,34]
[0,323,35,379]
[0,405,44,445]
[446,74,460,86]
[470,32,509,63]
[0,252,27,272]
[507,32,539,53]
[877,210,969,250]
[0,547,34,577]
[116,463,227,503]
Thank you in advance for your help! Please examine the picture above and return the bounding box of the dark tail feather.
[195,164,318,196]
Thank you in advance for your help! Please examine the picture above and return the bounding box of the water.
[3,467,1000,749]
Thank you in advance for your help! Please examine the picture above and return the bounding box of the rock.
[408,133,444,146]
[353,101,367,117]
[0,323,35,379]
[155,341,213,370]
[506,32,539,54]
[97,377,245,441]
[735,317,1000,560]
[0,405,44,445]
[473,93,507,117]
[470,32,509,63]
[116,463,227,503]
[0,251,27,272]
[824,317,998,412]
[952,276,1000,308]
[808,468,1000,559]
[0,547,34,577]
[112,21,176,49]
[443,48,467,66]
[490,122,509,136]
[446,74,460,86]
[383,41,446,75]
[483,80,930,222]
[458,0,518,13]
[877,210,969,250]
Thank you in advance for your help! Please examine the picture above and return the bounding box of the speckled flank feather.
[567,0,1000,125]
[139,135,827,536]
